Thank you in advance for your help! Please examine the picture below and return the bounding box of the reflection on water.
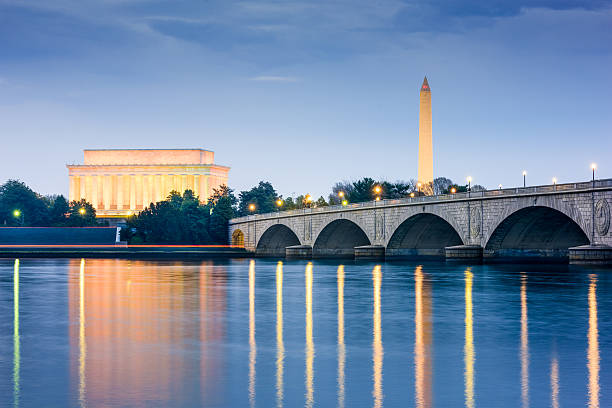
[588,274,599,408]
[276,261,284,408]
[414,265,432,408]
[1,259,609,408]
[464,268,475,408]
[520,274,529,408]
[551,355,559,408]
[249,259,256,408]
[13,259,20,408]
[372,265,383,408]
[337,265,345,408]
[305,262,315,408]
[78,259,86,408]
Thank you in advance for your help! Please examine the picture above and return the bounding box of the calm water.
[0,258,610,407]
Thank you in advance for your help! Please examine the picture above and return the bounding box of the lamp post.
[338,191,347,206]
[13,209,24,226]
[248,203,256,213]
[498,184,503,190]
[552,177,557,191]
[592,163,597,182]
[522,170,527,188]
[450,187,457,194]
[417,182,422,196]
[467,177,472,198]
[276,199,284,212]
[591,164,597,244]
[79,208,86,216]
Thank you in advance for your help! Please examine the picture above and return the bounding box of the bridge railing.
[230,178,612,223]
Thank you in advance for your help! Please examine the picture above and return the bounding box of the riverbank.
[0,245,248,258]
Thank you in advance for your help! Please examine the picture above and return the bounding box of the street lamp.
[592,163,597,181]
[450,187,456,194]
[79,208,86,215]
[552,177,557,191]
[498,184,503,190]
[467,177,472,198]
[341,199,348,206]
[13,209,24,226]
[522,170,527,188]
[417,182,422,195]
[276,199,284,211]
[248,203,256,212]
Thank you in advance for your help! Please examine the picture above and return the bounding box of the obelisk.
[418,76,433,193]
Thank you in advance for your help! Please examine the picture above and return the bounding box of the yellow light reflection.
[551,355,559,408]
[588,274,599,408]
[248,260,256,408]
[305,262,314,408]
[79,258,87,407]
[276,261,284,408]
[414,265,432,408]
[464,268,475,408]
[337,265,345,408]
[520,274,529,408]
[13,259,20,408]
[373,265,383,408]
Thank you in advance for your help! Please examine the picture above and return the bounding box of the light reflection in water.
[249,259,256,408]
[520,274,529,408]
[276,261,284,408]
[588,274,599,408]
[414,265,432,408]
[464,268,475,408]
[79,259,86,407]
[550,355,559,408]
[372,265,383,408]
[337,265,345,408]
[305,262,314,408]
[13,259,20,408]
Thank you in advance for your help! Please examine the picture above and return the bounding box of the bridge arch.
[256,224,301,257]
[313,219,371,258]
[484,205,589,259]
[386,213,464,258]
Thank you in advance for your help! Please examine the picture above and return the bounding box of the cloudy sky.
[1,0,611,198]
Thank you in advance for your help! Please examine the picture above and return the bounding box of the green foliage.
[315,196,328,207]
[238,181,278,216]
[0,179,50,226]
[65,199,98,226]
[124,186,236,244]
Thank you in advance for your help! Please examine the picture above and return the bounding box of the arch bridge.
[229,179,612,263]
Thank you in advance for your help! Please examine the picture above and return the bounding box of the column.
[91,176,98,211]
[103,175,112,210]
[97,175,104,209]
[181,175,187,195]
[129,175,136,211]
[84,176,92,204]
[193,175,200,200]
[117,175,124,210]
[69,176,76,202]
[111,175,117,210]
[79,176,86,201]
[155,175,162,202]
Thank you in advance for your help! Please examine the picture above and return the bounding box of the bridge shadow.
[313,219,370,258]
[386,213,463,259]
[484,206,589,261]
[256,225,300,257]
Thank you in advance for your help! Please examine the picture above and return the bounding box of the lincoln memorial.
[67,149,230,218]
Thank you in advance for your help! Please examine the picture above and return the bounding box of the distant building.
[418,77,433,193]
[67,149,230,219]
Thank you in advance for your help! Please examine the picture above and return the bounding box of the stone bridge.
[229,179,612,262]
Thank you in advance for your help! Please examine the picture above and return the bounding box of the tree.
[208,186,237,244]
[329,181,354,205]
[66,199,98,226]
[315,196,328,207]
[0,180,50,226]
[238,181,278,216]
[349,177,377,203]
[433,177,453,195]
[49,195,70,226]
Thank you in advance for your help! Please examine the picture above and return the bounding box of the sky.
[1,0,611,199]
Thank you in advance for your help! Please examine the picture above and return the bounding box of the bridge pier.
[354,245,386,260]
[285,245,312,259]
[569,245,612,265]
[445,245,483,261]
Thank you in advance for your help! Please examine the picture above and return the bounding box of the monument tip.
[421,76,430,91]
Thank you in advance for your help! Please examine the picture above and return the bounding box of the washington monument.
[418,76,433,191]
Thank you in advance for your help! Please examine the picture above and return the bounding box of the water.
[0,258,610,407]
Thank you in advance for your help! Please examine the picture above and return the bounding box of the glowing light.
[551,356,559,408]
[305,262,314,408]
[305,194,313,203]
[520,274,529,408]
[13,259,20,407]
[410,193,415,198]
[337,265,345,408]
[588,274,599,408]
[450,188,457,194]
[464,268,475,408]
[414,265,432,408]
[417,182,422,189]
[276,199,284,207]
[591,163,597,170]
[276,262,284,408]
[374,185,381,194]
[373,265,383,408]
[248,260,256,408]
[79,208,86,215]
[552,177,557,185]
[338,191,345,198]
[467,176,472,183]
[13,210,21,218]
[375,196,381,201]
[522,170,527,176]
[79,258,86,407]
[341,200,348,206]
[498,184,503,189]
[248,203,256,212]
